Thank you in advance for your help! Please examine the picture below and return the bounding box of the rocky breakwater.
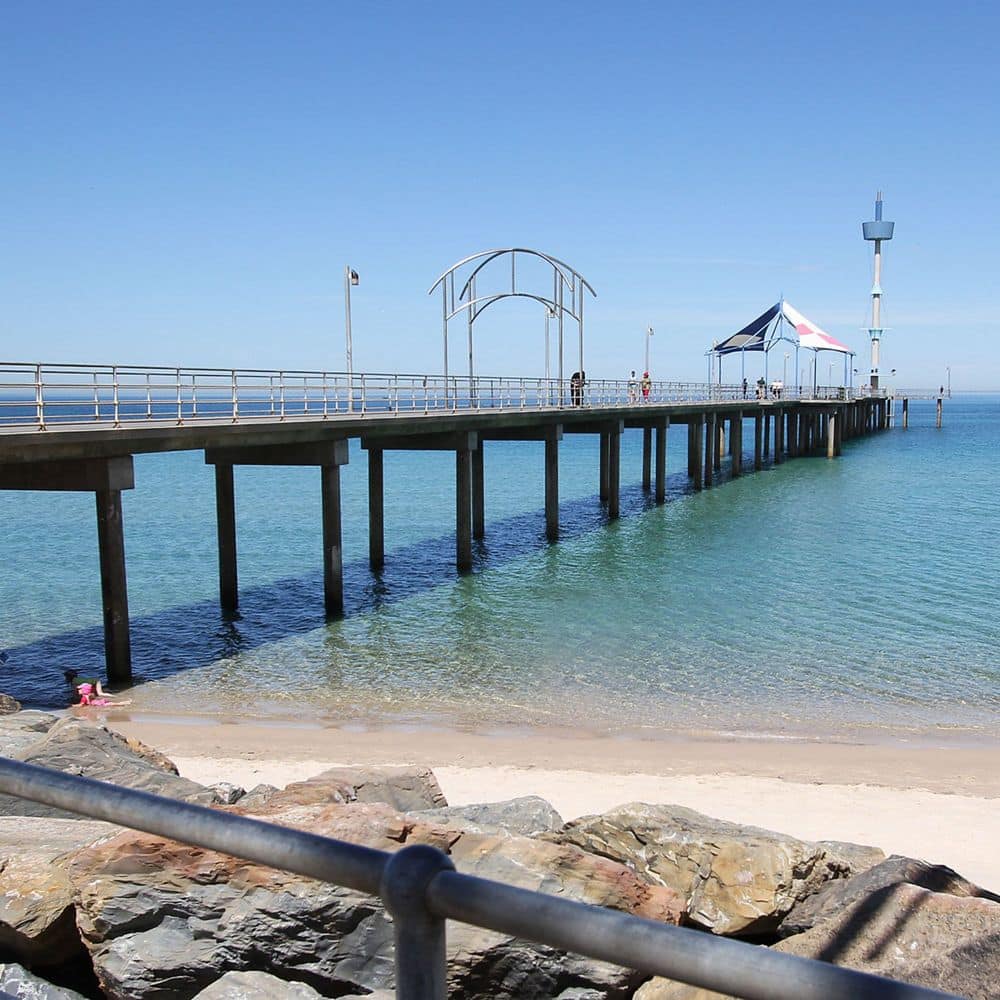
[0,711,996,998]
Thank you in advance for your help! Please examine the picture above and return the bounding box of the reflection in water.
[1,400,998,741]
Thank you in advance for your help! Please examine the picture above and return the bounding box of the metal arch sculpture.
[428,248,596,393]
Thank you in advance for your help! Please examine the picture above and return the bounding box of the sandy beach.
[109,713,1000,891]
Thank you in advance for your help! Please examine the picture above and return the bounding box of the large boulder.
[68,800,684,1000]
[193,972,394,999]
[0,963,88,999]
[413,796,564,836]
[780,854,1000,938]
[258,765,447,812]
[777,882,1000,999]
[0,719,221,818]
[0,817,120,966]
[547,803,852,936]
[192,970,324,999]
[0,712,60,758]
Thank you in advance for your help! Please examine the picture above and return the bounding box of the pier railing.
[0,362,893,431]
[0,758,955,1000]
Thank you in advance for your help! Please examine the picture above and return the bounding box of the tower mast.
[862,191,894,391]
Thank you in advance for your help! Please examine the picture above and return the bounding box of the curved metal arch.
[427,247,596,298]
[446,291,575,324]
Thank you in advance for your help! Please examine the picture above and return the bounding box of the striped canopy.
[713,301,852,355]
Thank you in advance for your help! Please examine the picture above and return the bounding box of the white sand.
[163,743,1000,891]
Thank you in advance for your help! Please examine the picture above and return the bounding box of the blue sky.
[3,1,998,388]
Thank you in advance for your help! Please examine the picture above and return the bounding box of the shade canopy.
[713,301,853,356]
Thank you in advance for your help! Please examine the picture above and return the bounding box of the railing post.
[279,371,286,419]
[146,374,152,420]
[361,374,367,414]
[112,366,120,427]
[232,370,238,422]
[323,373,329,418]
[381,843,454,1000]
[176,368,182,424]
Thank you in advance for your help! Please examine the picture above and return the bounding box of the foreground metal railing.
[0,758,954,1000]
[0,362,898,432]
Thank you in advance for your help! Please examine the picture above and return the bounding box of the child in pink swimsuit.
[74,681,131,708]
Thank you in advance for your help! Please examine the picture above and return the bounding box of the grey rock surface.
[414,795,564,836]
[0,963,88,999]
[548,802,852,936]
[815,840,886,875]
[0,816,121,965]
[780,853,1000,937]
[0,719,220,819]
[0,712,60,758]
[193,971,323,998]
[776,882,1000,999]
[256,765,448,812]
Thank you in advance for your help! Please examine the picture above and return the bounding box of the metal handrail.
[0,361,905,433]
[0,758,955,1000]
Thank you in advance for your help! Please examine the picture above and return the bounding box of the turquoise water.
[2,397,998,742]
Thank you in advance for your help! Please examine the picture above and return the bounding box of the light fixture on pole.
[344,266,360,411]
[645,325,654,373]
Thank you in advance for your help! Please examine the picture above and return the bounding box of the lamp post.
[645,326,654,373]
[829,359,835,386]
[783,352,789,390]
[344,266,359,410]
[946,366,951,397]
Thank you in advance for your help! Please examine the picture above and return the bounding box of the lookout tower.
[862,191,894,391]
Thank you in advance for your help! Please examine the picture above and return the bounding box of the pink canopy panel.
[780,302,852,354]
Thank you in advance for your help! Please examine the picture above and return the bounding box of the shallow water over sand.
[3,397,998,742]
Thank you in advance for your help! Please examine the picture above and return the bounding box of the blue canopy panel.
[713,303,780,354]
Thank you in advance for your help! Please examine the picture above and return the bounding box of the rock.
[780,854,1000,938]
[0,719,221,819]
[414,796,564,836]
[0,712,60,757]
[193,971,323,998]
[206,783,245,806]
[633,980,725,1000]
[193,972,395,1000]
[776,882,1000,999]
[0,695,22,716]
[0,816,121,966]
[816,840,886,876]
[547,803,851,936]
[235,784,279,810]
[69,800,684,999]
[0,963,88,999]
[254,765,447,813]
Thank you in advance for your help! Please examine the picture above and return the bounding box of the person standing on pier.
[640,371,652,402]
[627,370,639,403]
[570,371,585,406]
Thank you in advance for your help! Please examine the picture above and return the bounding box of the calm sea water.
[2,397,998,742]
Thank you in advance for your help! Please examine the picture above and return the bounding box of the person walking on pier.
[627,370,639,403]
[640,371,652,402]
[570,371,585,406]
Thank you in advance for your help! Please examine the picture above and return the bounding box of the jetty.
[0,362,942,685]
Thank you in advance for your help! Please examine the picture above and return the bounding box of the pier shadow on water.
[6,463,745,709]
